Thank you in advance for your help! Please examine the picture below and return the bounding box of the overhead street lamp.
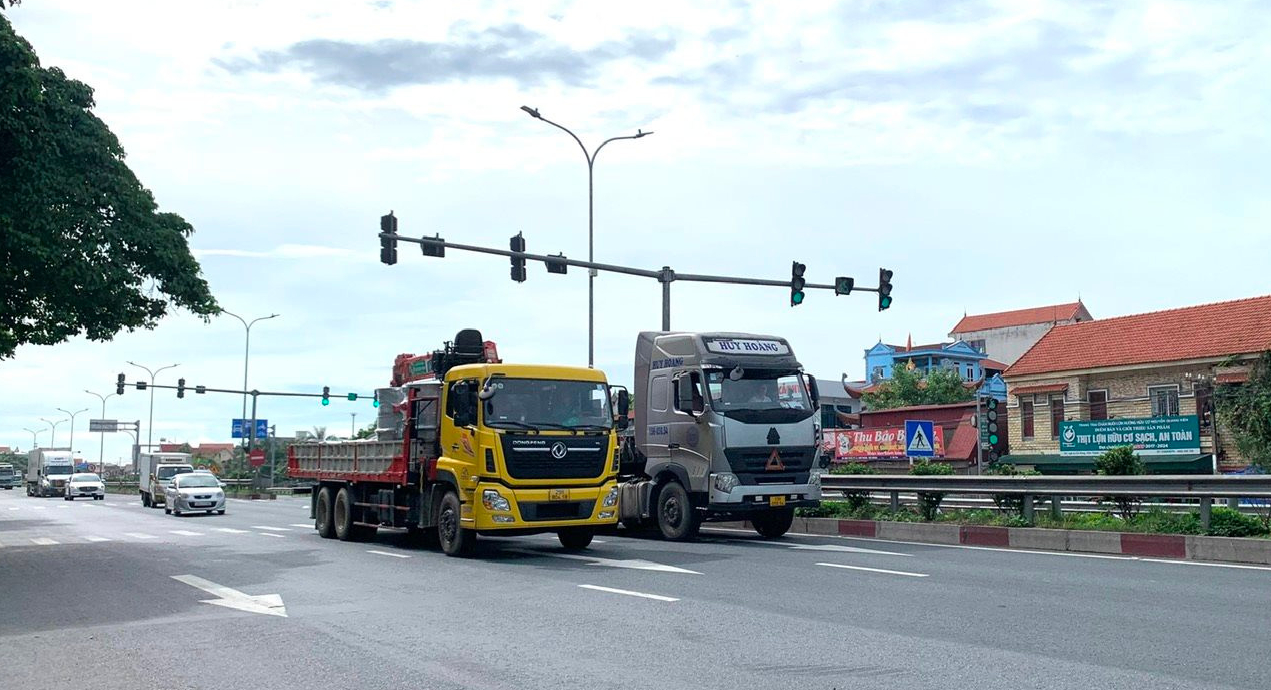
[519,105,652,368]
[23,427,44,450]
[40,417,67,448]
[220,310,279,455]
[56,407,90,457]
[127,361,179,454]
[85,390,117,472]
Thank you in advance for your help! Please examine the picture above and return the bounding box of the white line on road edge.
[124,532,157,540]
[170,530,203,537]
[578,584,679,602]
[252,526,291,531]
[171,575,288,617]
[702,527,1137,561]
[214,528,250,534]
[507,548,703,575]
[30,537,59,545]
[816,562,929,578]
[256,532,285,538]
[288,524,313,529]
[83,536,111,542]
[1141,558,1271,572]
[367,550,411,559]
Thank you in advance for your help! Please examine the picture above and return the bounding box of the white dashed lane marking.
[170,530,203,537]
[30,538,59,545]
[124,533,157,540]
[214,528,249,534]
[252,526,291,532]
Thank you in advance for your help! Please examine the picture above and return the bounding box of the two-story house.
[951,301,1093,366]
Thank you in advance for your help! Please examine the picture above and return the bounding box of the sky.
[2,0,1269,465]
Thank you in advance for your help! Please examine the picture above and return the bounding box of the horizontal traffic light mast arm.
[391,232,885,291]
[119,382,373,400]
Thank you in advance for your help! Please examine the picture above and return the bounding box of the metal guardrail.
[819,474,1271,498]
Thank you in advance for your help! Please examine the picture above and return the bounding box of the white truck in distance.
[137,452,194,508]
[26,449,75,497]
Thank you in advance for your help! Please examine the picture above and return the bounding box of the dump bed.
[288,440,411,484]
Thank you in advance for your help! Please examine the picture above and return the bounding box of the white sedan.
[164,473,226,516]
[64,473,105,500]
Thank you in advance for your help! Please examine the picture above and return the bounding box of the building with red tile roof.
[949,301,1093,366]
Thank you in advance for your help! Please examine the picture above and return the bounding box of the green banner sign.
[1059,416,1201,456]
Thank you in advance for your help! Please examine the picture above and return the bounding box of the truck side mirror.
[806,374,820,409]
[616,390,630,430]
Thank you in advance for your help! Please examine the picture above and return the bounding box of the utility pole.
[56,407,89,458]
[350,412,357,438]
[127,361,179,454]
[85,390,117,474]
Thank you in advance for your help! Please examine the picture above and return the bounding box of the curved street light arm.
[593,131,654,162]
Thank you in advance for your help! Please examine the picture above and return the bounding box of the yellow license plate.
[549,488,570,501]
[769,496,787,507]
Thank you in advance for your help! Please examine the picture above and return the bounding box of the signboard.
[88,419,118,433]
[703,338,790,356]
[904,420,936,458]
[231,419,269,439]
[821,427,945,460]
[248,449,266,468]
[1059,416,1201,456]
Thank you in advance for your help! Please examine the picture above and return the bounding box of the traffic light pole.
[388,232,887,331]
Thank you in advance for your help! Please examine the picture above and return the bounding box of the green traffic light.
[879,295,892,310]
[372,399,380,408]
[321,398,329,406]
[988,433,999,445]
[791,291,805,305]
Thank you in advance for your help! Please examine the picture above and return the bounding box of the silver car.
[164,473,226,516]
[64,473,105,501]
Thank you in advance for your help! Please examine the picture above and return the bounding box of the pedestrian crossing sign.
[904,420,936,457]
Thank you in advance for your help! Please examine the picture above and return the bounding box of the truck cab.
[26,450,75,497]
[137,452,195,507]
[0,463,17,489]
[620,331,822,540]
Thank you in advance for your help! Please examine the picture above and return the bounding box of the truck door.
[669,370,710,488]
[441,379,480,467]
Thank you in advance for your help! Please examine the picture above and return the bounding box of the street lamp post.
[40,417,67,448]
[56,407,90,458]
[126,361,180,455]
[221,311,279,470]
[85,390,117,472]
[350,412,357,439]
[22,427,44,450]
[520,106,652,368]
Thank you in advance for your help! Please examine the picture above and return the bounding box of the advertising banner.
[821,427,945,460]
[1058,416,1201,456]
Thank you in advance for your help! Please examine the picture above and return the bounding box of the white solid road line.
[170,530,203,537]
[367,549,411,559]
[83,536,111,542]
[124,532,157,540]
[816,562,930,578]
[578,584,679,602]
[30,537,59,545]
[214,528,250,534]
[1141,558,1271,572]
[252,526,291,531]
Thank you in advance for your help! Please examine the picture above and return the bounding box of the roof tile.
[952,302,1086,334]
[1006,295,1271,377]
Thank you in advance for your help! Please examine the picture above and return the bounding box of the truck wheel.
[436,491,474,557]
[751,508,795,539]
[334,487,362,541]
[315,487,336,539]
[557,528,594,551]
[656,481,701,542]
[141,491,149,507]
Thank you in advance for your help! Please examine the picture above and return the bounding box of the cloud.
[195,244,359,260]
[216,23,676,92]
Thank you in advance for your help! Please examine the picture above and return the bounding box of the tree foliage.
[1215,351,1271,471]
[354,423,377,440]
[862,360,975,410]
[909,459,955,520]
[0,15,218,359]
[1095,445,1145,520]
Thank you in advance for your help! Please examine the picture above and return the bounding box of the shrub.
[984,463,1040,516]
[1207,507,1268,538]
[909,460,954,520]
[1133,508,1203,535]
[828,462,879,510]
[1094,446,1145,520]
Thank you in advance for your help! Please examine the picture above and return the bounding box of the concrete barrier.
[1065,529,1123,555]
[1120,533,1186,558]
[960,525,1009,547]
[1007,527,1069,552]
[876,521,960,545]
[1185,535,1271,565]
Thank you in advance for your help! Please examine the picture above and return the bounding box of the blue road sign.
[231,419,269,439]
[904,420,936,458]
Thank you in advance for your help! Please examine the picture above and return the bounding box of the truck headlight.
[482,489,511,512]
[809,471,821,487]
[712,472,740,494]
[602,485,620,507]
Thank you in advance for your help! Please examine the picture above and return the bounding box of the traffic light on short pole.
[790,261,806,306]
[321,386,330,406]
[116,373,126,395]
[510,232,526,282]
[878,268,894,311]
[380,212,398,266]
[177,378,186,399]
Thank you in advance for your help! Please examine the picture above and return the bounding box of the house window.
[966,364,975,380]
[1149,385,1180,417]
[969,339,986,353]
[871,366,884,382]
[1021,400,1034,440]
[1195,386,1212,429]
[820,405,840,429]
[1050,394,1065,438]
[1088,390,1108,421]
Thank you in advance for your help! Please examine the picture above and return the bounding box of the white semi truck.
[617,331,823,540]
[26,449,76,497]
[137,452,195,508]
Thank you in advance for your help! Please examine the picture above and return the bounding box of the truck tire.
[333,487,356,541]
[557,528,594,551]
[315,486,336,539]
[436,491,474,557]
[751,508,795,538]
[656,481,701,542]
[141,491,150,507]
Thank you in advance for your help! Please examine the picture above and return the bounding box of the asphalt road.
[1,488,1268,690]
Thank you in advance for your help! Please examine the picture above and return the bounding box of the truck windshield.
[157,466,192,480]
[705,368,815,423]
[0,468,12,476]
[45,465,74,476]
[483,378,613,431]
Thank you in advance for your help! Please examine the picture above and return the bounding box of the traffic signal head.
[834,276,854,296]
[347,393,357,401]
[380,212,398,266]
[878,268,894,311]
[321,386,330,406]
[790,261,806,306]
[546,252,567,275]
[372,394,380,408]
[177,378,186,399]
[985,397,1000,445]
[421,234,445,258]
[116,373,126,395]
[510,232,526,282]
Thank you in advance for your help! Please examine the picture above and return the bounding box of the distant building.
[820,401,983,473]
[815,377,864,430]
[861,337,1007,402]
[1003,295,1271,474]
[950,301,1093,366]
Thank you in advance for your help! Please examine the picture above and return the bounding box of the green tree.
[1095,445,1145,520]
[1215,351,1271,471]
[354,423,376,440]
[862,361,975,410]
[909,460,955,520]
[0,14,218,359]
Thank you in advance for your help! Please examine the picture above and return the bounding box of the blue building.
[863,338,1007,401]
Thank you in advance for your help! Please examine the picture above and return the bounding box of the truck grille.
[499,435,608,480]
[519,500,596,522]
[723,446,816,481]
